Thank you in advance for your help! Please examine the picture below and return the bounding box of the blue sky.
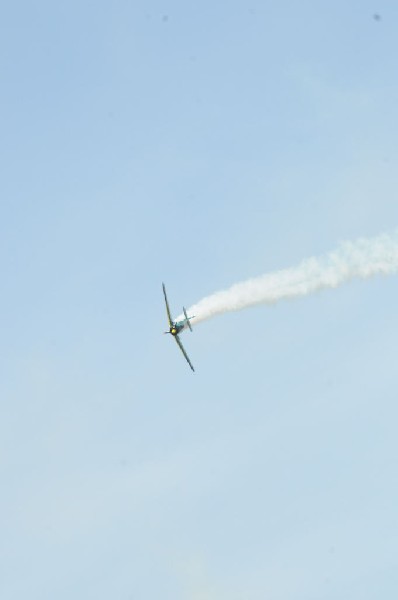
[2,1,398,598]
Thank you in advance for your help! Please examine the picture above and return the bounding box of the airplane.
[162,282,195,372]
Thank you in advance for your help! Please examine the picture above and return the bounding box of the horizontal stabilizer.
[183,307,193,331]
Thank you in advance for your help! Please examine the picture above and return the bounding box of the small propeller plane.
[162,282,195,372]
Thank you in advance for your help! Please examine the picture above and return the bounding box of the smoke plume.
[179,231,398,325]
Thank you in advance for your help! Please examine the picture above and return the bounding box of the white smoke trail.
[179,231,398,325]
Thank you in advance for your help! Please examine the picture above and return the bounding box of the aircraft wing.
[175,335,195,372]
[162,282,173,327]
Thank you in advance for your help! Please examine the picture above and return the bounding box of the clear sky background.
[2,1,398,598]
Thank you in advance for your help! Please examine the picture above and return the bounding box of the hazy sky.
[2,1,398,598]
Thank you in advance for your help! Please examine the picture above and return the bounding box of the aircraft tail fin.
[183,307,193,332]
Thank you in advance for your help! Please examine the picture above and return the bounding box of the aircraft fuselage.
[169,320,187,336]
[162,282,195,371]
